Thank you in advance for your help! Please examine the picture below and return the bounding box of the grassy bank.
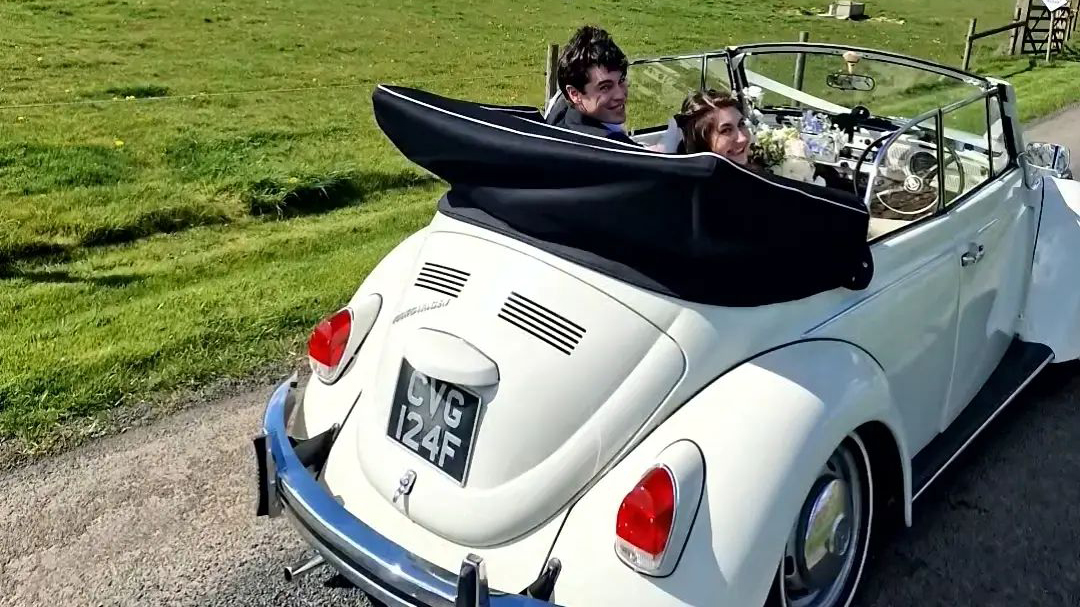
[0,184,439,446]
[3,0,1080,451]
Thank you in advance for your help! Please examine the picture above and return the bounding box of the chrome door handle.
[961,243,985,267]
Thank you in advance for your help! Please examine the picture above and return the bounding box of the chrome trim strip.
[912,351,1054,500]
[629,52,716,66]
[935,108,946,211]
[262,377,548,607]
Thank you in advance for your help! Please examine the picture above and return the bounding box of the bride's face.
[708,106,751,165]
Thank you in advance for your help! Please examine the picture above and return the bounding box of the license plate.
[386,362,482,484]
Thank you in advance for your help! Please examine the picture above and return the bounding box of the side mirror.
[826,73,875,92]
[1026,142,1071,175]
[1020,142,1073,189]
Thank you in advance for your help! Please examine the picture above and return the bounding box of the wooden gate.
[1018,0,1075,55]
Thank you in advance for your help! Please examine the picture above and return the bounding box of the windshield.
[734,48,987,121]
[617,45,1005,244]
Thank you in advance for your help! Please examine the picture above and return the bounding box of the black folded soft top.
[372,84,873,307]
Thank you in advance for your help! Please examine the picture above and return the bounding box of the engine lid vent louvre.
[498,292,585,355]
[414,262,469,298]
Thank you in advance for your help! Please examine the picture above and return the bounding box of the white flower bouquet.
[750,125,819,184]
[749,125,796,168]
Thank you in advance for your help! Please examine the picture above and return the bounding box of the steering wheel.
[854,134,967,216]
[852,130,896,199]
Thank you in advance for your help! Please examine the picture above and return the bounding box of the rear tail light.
[308,308,353,382]
[615,466,676,573]
[307,294,383,384]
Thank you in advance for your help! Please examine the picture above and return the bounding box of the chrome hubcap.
[799,478,852,588]
[782,445,865,607]
[830,514,852,556]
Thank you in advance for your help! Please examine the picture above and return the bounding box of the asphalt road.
[1026,107,1080,177]
[5,109,1080,606]
[3,362,1079,607]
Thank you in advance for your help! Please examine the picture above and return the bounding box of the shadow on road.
[857,362,1080,606]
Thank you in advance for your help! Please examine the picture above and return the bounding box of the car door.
[938,92,1037,427]
[814,111,965,455]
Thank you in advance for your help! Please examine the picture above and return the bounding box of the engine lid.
[349,230,685,546]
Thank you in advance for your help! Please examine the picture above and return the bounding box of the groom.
[546,25,639,146]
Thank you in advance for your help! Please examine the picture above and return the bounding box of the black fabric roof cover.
[372,85,874,307]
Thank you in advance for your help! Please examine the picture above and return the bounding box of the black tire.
[764,434,874,607]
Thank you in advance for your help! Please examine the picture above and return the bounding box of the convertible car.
[253,43,1080,606]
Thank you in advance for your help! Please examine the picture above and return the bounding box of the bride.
[675,89,819,184]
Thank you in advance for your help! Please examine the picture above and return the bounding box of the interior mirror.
[826,73,875,92]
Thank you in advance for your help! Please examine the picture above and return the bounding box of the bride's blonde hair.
[675,89,740,153]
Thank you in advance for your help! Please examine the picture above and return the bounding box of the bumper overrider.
[253,375,559,607]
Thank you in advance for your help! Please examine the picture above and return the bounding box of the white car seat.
[657,117,684,153]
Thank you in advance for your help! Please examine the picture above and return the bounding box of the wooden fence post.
[544,44,559,105]
[793,31,809,92]
[1018,0,1032,55]
[1047,11,1056,61]
[962,18,977,71]
[1009,5,1023,54]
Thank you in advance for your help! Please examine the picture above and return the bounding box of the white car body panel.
[548,341,898,606]
[301,213,918,593]
[268,53,1080,607]
[1020,176,1080,362]
[294,230,431,439]
[292,167,1046,593]
[807,212,960,465]
[320,403,571,591]
[943,171,1037,426]
[350,230,685,547]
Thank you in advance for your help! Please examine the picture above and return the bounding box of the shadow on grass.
[1055,43,1080,63]
[163,128,350,181]
[1,169,437,264]
[0,267,143,287]
[104,84,170,98]
[0,242,73,267]
[0,142,136,195]
[992,56,1038,80]
[78,207,232,247]
[243,169,438,218]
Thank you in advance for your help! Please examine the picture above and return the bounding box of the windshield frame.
[722,44,992,120]
[723,43,989,86]
[624,43,993,132]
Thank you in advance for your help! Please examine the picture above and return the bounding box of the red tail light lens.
[615,466,676,572]
[308,308,352,381]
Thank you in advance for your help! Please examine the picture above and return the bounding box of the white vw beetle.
[254,43,1080,607]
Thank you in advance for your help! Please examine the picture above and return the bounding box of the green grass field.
[4,0,1080,453]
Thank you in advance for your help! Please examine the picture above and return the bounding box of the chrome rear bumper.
[254,375,554,607]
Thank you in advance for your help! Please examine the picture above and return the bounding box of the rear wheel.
[767,434,873,607]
